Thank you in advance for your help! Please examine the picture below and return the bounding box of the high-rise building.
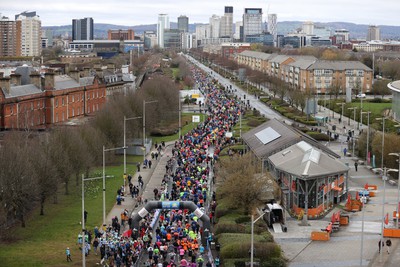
[209,15,221,39]
[267,14,277,46]
[0,16,18,57]
[243,8,263,41]
[72,17,94,41]
[367,25,380,41]
[15,11,41,56]
[302,21,314,35]
[157,14,170,48]
[108,29,135,40]
[177,15,189,33]
[234,21,243,40]
[220,6,233,38]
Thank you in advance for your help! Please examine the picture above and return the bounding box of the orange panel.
[311,231,330,241]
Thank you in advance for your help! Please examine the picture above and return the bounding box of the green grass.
[0,165,127,266]
[171,68,179,79]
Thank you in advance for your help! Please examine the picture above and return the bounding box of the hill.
[44,21,400,40]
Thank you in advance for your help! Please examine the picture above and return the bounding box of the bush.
[214,223,246,235]
[306,132,330,141]
[235,216,251,224]
[220,241,281,260]
[262,257,287,267]
[248,119,264,127]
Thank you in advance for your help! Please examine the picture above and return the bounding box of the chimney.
[69,70,80,82]
[83,67,90,77]
[44,72,55,90]
[107,63,115,72]
[95,68,104,79]
[10,73,21,86]
[30,73,41,89]
[0,77,11,94]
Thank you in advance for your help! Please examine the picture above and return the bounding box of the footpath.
[106,142,175,232]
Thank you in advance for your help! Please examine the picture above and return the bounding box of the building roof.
[388,80,400,93]
[268,141,349,178]
[79,77,95,86]
[307,60,372,71]
[242,119,340,159]
[2,84,42,98]
[239,50,272,60]
[54,75,80,90]
[268,54,292,64]
[288,58,317,69]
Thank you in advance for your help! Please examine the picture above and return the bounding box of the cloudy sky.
[1,0,399,26]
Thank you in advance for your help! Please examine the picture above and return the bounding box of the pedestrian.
[378,239,385,253]
[84,210,88,223]
[354,162,358,172]
[343,147,347,157]
[66,247,72,262]
[386,239,392,254]
[136,163,141,172]
[93,237,99,255]
[138,175,144,189]
[153,188,159,200]
[148,160,152,169]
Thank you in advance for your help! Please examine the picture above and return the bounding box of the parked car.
[356,93,366,98]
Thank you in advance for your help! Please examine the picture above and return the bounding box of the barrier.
[311,231,330,241]
[383,228,400,238]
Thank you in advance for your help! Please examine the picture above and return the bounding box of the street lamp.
[376,117,386,169]
[124,116,142,190]
[388,152,400,229]
[361,111,371,165]
[348,107,358,157]
[103,145,126,224]
[336,102,345,122]
[143,100,158,162]
[360,192,367,266]
[251,212,267,267]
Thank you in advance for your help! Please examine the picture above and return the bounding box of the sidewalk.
[105,141,175,231]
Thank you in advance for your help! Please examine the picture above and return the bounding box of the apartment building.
[15,11,42,57]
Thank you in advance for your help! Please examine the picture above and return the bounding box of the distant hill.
[44,21,400,40]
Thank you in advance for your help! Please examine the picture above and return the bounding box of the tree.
[217,154,268,213]
[371,80,391,98]
[0,132,37,227]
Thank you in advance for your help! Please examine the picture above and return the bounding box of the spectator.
[66,247,72,262]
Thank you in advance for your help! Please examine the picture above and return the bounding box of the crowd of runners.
[73,61,244,267]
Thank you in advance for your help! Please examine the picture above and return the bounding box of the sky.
[1,0,399,27]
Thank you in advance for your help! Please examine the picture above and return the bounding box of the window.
[55,99,58,107]
[62,98,65,106]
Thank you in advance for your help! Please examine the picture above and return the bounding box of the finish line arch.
[131,201,211,245]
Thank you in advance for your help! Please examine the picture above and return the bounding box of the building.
[335,29,350,42]
[388,81,400,122]
[302,21,314,35]
[195,24,210,47]
[220,6,233,38]
[267,14,277,46]
[242,8,263,41]
[241,119,348,219]
[107,29,135,40]
[209,15,221,39]
[72,17,94,41]
[0,16,18,57]
[182,32,195,50]
[144,31,157,49]
[177,15,189,33]
[163,29,181,50]
[157,14,170,49]
[367,25,380,41]
[15,11,42,57]
[68,40,144,58]
[234,21,242,40]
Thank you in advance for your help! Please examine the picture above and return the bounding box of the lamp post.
[179,93,182,140]
[124,116,142,190]
[360,192,367,266]
[103,145,126,224]
[251,212,267,267]
[376,117,386,169]
[348,107,357,157]
[143,100,158,162]
[361,111,371,165]
[388,153,400,229]
[336,102,345,122]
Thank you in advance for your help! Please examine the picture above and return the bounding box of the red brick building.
[0,70,106,130]
[107,29,135,40]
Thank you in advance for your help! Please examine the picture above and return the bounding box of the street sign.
[192,115,200,123]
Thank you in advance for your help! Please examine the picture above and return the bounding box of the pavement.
[105,142,175,232]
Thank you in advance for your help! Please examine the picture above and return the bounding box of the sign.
[192,115,200,123]
[161,201,180,209]
[138,208,149,218]
[194,208,204,218]
[225,132,233,138]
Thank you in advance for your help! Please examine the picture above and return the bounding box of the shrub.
[235,216,251,224]
[248,119,264,127]
[214,223,246,235]
[306,132,330,141]
[262,257,287,267]
[220,241,281,260]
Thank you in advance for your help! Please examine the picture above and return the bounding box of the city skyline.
[1,0,399,27]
